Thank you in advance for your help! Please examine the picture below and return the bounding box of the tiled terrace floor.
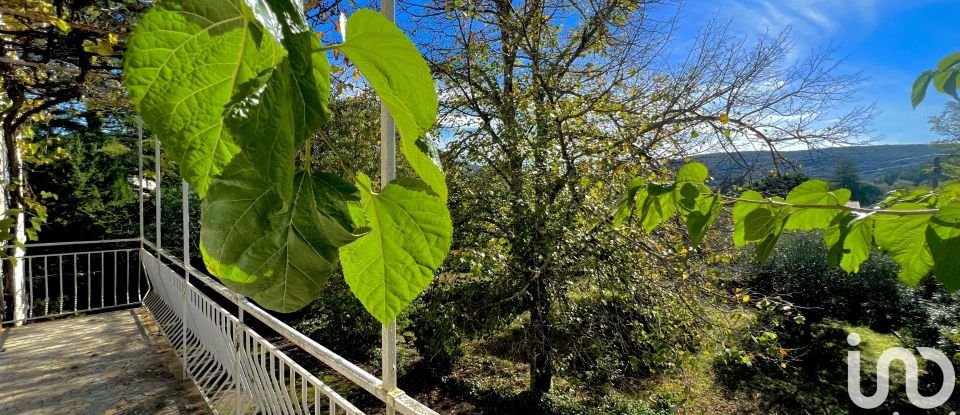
[0,309,209,415]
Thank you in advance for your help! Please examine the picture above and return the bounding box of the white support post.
[182,179,190,379]
[235,293,245,415]
[137,120,145,303]
[182,181,190,268]
[138,119,144,248]
[155,139,162,251]
[380,1,398,414]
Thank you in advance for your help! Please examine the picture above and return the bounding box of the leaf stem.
[722,195,939,216]
[313,44,343,53]
[317,132,355,181]
[304,141,313,174]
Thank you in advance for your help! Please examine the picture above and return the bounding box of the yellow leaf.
[83,39,113,56]
[741,294,750,303]
[49,17,70,33]
[719,113,730,124]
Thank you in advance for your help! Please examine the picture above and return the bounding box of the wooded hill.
[694,144,943,182]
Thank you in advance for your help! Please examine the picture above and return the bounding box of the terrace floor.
[0,309,209,415]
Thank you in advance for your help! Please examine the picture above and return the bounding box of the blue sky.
[679,0,960,144]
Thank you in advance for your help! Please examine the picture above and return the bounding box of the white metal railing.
[141,240,439,415]
[0,239,145,325]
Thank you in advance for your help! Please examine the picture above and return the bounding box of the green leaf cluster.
[619,163,960,290]
[125,0,450,322]
[614,163,719,245]
[913,51,960,107]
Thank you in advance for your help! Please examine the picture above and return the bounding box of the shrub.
[746,231,929,332]
[409,282,465,374]
[553,289,700,387]
[290,276,381,363]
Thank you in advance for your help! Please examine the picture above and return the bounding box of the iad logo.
[847,332,956,411]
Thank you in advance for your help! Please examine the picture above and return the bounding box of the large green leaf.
[637,183,677,232]
[754,219,786,263]
[934,69,960,100]
[840,216,874,273]
[784,179,850,231]
[938,52,960,71]
[125,0,284,197]
[913,70,935,108]
[734,191,788,261]
[826,213,875,273]
[825,212,853,268]
[675,162,709,183]
[874,204,935,286]
[240,0,331,141]
[339,174,453,324]
[743,207,778,241]
[679,186,721,246]
[231,1,331,201]
[199,156,364,312]
[733,191,761,247]
[226,55,324,203]
[613,177,645,226]
[734,191,771,247]
[927,205,960,290]
[339,10,445,199]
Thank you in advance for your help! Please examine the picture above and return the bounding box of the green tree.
[408,0,872,400]
[124,1,453,324]
[830,159,860,194]
[926,103,960,183]
[26,111,142,241]
[930,101,960,142]
[749,173,810,198]
[0,0,146,321]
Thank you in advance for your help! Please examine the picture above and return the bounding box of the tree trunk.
[528,275,553,401]
[1,124,27,325]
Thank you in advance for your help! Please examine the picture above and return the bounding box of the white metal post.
[380,1,398,414]
[155,139,161,251]
[182,181,190,268]
[138,119,144,248]
[235,294,245,415]
[182,179,190,379]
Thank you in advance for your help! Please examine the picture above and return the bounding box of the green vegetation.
[694,144,945,185]
[123,1,450,322]
[7,2,960,414]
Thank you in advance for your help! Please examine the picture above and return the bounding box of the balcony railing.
[0,239,144,325]
[140,239,438,415]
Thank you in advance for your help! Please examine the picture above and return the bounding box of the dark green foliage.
[695,144,942,184]
[747,232,929,330]
[408,282,465,374]
[827,160,885,206]
[747,172,810,198]
[717,231,960,414]
[290,276,381,363]
[554,292,699,387]
[27,112,143,243]
[715,322,959,415]
[830,160,860,194]
[146,169,202,265]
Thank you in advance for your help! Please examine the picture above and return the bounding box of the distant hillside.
[692,144,944,182]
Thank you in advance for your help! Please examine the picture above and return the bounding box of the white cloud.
[718,0,880,40]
